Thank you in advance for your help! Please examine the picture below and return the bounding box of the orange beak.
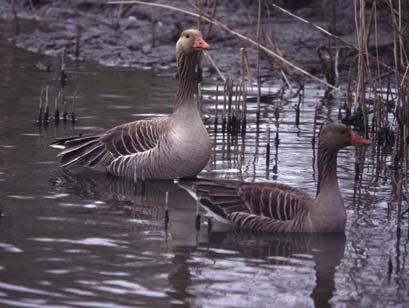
[351,131,371,145]
[193,37,210,50]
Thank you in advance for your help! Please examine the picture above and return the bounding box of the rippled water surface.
[0,22,408,308]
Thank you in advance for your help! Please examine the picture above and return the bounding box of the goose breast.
[168,112,211,177]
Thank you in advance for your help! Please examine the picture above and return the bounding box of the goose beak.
[193,37,210,50]
[351,131,371,145]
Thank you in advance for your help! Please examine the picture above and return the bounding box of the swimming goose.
[182,123,371,233]
[52,29,211,180]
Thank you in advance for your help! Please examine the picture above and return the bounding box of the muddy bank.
[1,0,395,84]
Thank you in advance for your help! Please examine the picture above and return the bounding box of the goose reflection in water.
[56,170,345,307]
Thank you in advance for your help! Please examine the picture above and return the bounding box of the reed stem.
[256,0,262,118]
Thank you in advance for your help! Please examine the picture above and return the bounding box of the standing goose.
[182,123,371,233]
[52,29,211,180]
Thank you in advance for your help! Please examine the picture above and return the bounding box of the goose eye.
[185,34,190,39]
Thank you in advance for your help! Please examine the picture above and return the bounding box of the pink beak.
[193,37,210,50]
[351,131,371,145]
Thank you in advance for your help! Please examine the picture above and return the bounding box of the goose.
[181,123,371,233]
[52,29,211,180]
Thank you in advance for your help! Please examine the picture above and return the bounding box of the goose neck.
[311,141,346,233]
[316,142,339,196]
[174,53,199,110]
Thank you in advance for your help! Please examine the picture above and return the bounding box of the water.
[0,22,408,308]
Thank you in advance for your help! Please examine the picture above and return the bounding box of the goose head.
[319,123,371,151]
[176,29,210,59]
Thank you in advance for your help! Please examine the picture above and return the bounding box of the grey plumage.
[186,180,312,233]
[52,29,211,180]
[181,123,371,234]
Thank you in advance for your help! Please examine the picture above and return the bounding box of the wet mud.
[0,1,396,82]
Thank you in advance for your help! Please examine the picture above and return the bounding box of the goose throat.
[175,53,200,107]
[316,143,338,195]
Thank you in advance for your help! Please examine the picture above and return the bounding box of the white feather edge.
[50,144,66,149]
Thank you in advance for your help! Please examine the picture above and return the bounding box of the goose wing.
[54,117,168,168]
[190,180,313,232]
[100,117,168,157]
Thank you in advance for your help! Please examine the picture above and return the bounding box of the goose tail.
[51,135,107,168]
[178,180,239,225]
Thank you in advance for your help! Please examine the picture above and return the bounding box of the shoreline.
[0,1,396,87]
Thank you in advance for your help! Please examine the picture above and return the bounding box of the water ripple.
[0,243,23,253]
[29,238,123,248]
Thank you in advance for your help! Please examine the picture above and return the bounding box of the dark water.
[0,23,408,308]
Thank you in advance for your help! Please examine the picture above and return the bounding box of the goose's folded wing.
[100,117,168,157]
[192,180,312,224]
[237,183,311,220]
[54,117,168,168]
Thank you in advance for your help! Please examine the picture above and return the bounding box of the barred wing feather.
[100,117,168,157]
[238,183,311,220]
[54,117,168,170]
[192,180,313,232]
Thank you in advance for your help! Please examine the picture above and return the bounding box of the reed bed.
[115,0,407,232]
[36,48,77,129]
[42,1,407,234]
